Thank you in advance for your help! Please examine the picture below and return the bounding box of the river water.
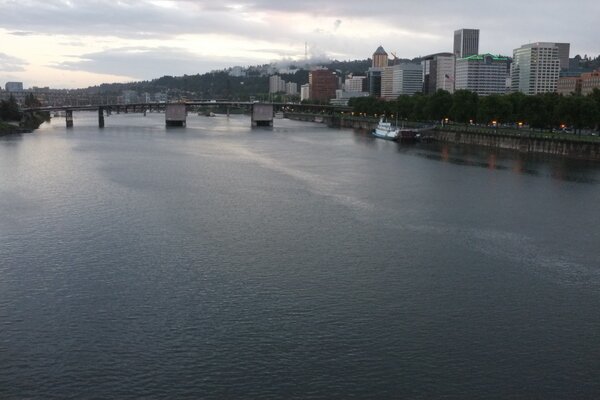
[1,112,599,399]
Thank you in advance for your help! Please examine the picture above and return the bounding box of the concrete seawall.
[433,130,600,161]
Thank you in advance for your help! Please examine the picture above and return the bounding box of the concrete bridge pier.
[166,104,187,127]
[66,110,73,128]
[98,107,105,128]
[251,103,273,127]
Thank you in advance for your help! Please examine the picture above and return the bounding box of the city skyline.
[0,0,598,89]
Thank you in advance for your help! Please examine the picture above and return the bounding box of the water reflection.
[412,142,599,184]
[0,133,24,146]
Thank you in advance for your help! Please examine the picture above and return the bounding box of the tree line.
[349,89,600,132]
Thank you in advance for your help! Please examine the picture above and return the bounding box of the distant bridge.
[22,101,351,128]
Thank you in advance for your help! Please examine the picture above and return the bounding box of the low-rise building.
[330,90,369,106]
[557,76,582,96]
[581,69,600,96]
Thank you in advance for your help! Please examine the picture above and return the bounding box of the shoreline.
[284,112,600,162]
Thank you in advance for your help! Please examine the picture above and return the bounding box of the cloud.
[9,31,36,36]
[0,53,28,72]
[0,0,598,88]
[0,1,597,59]
[50,47,255,80]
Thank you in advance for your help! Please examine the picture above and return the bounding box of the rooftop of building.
[422,52,454,60]
[518,42,569,49]
[460,53,510,62]
[373,46,388,56]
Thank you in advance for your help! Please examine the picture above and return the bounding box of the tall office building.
[381,63,424,100]
[455,54,511,95]
[555,43,571,70]
[422,53,456,94]
[367,68,383,97]
[454,29,480,58]
[511,43,561,95]
[372,46,389,68]
[309,69,338,102]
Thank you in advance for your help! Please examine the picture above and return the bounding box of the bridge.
[22,101,351,128]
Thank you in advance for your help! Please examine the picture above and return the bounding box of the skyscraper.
[381,63,424,100]
[454,29,480,58]
[422,53,456,94]
[511,43,561,95]
[372,46,389,68]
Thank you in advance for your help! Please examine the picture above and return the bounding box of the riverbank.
[0,120,30,136]
[284,112,600,161]
[0,112,49,136]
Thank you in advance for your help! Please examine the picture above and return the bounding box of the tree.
[425,90,453,121]
[24,93,41,108]
[0,96,21,121]
[450,90,478,123]
[410,93,429,121]
[589,88,600,130]
[394,95,415,120]
[522,95,550,129]
[560,96,598,133]
[477,94,513,124]
[506,92,527,123]
[349,96,387,116]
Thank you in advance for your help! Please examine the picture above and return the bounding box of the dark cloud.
[50,47,255,79]
[0,53,28,72]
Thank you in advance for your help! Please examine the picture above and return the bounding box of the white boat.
[372,117,399,140]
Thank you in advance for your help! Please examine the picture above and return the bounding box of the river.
[1,112,599,399]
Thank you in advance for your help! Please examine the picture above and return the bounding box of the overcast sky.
[0,0,598,89]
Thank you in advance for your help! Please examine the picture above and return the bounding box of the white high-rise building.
[511,43,561,95]
[269,75,286,94]
[455,54,511,95]
[300,84,310,101]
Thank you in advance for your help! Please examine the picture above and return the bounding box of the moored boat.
[372,117,399,140]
